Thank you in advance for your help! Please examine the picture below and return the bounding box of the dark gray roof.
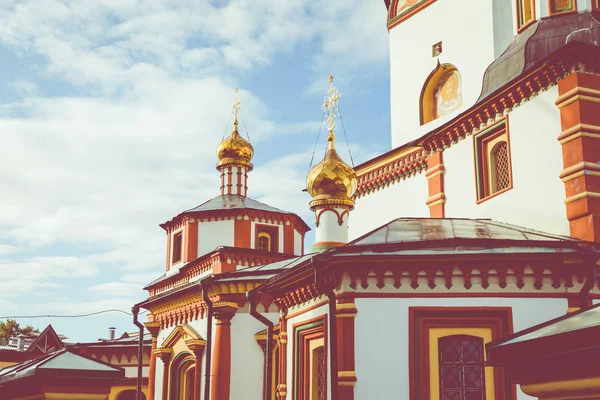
[478,11,600,103]
[213,254,315,283]
[185,195,289,214]
[0,349,123,384]
[348,218,580,247]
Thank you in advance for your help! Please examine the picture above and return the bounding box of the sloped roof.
[26,325,64,354]
[0,349,123,384]
[161,194,310,232]
[347,218,580,248]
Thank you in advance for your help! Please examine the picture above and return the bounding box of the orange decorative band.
[336,303,358,318]
[557,123,600,144]
[555,86,600,109]
[279,332,288,345]
[276,384,287,397]
[425,163,445,179]
[426,192,446,208]
[313,241,346,248]
[560,161,600,182]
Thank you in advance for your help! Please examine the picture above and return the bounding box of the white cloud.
[0,0,390,340]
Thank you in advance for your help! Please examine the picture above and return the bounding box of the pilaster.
[276,314,288,400]
[425,152,445,218]
[556,72,600,242]
[185,339,206,400]
[211,305,238,400]
[145,321,161,400]
[154,348,173,400]
[336,300,358,400]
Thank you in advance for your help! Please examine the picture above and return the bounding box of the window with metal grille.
[257,234,270,251]
[473,119,513,202]
[316,346,326,400]
[439,335,486,400]
[492,142,510,193]
[172,232,183,264]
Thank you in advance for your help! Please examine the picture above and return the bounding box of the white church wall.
[349,173,429,241]
[294,230,303,256]
[124,366,149,378]
[389,0,496,147]
[230,313,275,400]
[444,86,568,236]
[354,297,568,400]
[315,209,349,244]
[197,219,235,255]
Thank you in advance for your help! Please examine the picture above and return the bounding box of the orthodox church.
[135,1,600,400]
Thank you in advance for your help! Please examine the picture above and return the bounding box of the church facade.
[136,1,600,400]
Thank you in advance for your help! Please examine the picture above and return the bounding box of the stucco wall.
[354,297,568,400]
[197,219,235,256]
[444,87,568,236]
[350,173,429,241]
[389,0,496,147]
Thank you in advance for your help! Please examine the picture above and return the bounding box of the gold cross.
[232,88,240,124]
[322,75,341,133]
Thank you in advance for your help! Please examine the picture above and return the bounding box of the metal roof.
[212,254,315,283]
[494,304,600,347]
[184,194,289,214]
[0,349,123,384]
[347,218,580,248]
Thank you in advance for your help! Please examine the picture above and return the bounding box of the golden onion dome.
[216,121,254,170]
[306,133,357,210]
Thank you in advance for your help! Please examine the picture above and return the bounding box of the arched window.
[257,233,271,252]
[170,353,196,400]
[255,225,278,252]
[438,335,485,400]
[421,64,463,125]
[516,0,535,31]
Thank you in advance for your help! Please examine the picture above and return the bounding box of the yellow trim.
[521,377,600,399]
[45,395,108,400]
[309,338,325,400]
[564,191,600,204]
[161,324,203,349]
[555,87,600,108]
[207,281,263,296]
[559,131,600,145]
[338,371,356,377]
[108,386,149,400]
[429,328,495,400]
[561,170,600,182]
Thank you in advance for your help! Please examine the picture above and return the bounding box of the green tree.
[0,319,35,345]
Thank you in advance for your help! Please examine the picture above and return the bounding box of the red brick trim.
[291,315,328,400]
[425,152,445,217]
[387,0,437,29]
[409,307,515,400]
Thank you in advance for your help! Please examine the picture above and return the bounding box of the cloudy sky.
[0,0,391,342]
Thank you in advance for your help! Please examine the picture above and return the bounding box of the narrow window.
[473,119,513,202]
[172,232,183,264]
[439,335,486,400]
[256,226,278,252]
[516,0,535,31]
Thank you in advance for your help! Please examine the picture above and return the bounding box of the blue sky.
[0,0,391,342]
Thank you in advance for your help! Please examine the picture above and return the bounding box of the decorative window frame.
[516,0,536,32]
[408,307,515,400]
[171,229,184,266]
[387,0,437,30]
[473,117,513,204]
[420,63,463,125]
[170,352,195,399]
[548,0,576,16]
[255,224,279,253]
[292,315,327,400]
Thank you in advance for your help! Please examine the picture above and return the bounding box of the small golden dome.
[216,122,254,170]
[306,133,357,210]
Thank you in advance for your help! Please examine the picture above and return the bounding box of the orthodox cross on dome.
[322,75,341,148]
[232,88,241,124]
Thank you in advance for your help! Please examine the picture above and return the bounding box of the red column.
[155,348,173,400]
[185,341,205,400]
[336,299,358,400]
[211,307,236,400]
[276,315,288,400]
[556,72,600,242]
[145,322,162,400]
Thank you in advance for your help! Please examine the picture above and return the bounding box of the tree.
[0,319,35,346]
